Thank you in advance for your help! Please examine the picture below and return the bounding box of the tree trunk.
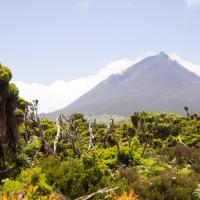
[0,85,8,169]
[141,139,148,157]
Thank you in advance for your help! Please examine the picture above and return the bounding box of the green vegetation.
[1,67,200,200]
[0,65,12,85]
[0,65,20,173]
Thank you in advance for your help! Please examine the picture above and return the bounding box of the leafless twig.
[54,116,61,154]
[75,187,119,200]
[178,135,189,149]
[88,118,96,152]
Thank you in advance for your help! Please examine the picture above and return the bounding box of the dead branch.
[37,122,55,155]
[88,118,96,152]
[178,135,189,149]
[102,119,114,147]
[54,116,61,154]
[62,115,81,145]
[65,127,80,157]
[75,187,119,200]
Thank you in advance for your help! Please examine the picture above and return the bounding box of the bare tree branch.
[178,135,189,149]
[75,187,119,200]
[66,127,80,157]
[62,115,81,145]
[88,118,96,152]
[54,116,61,154]
[102,119,114,147]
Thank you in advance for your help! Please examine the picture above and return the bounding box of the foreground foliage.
[1,66,200,199]
[2,109,200,199]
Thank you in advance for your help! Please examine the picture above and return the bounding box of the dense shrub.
[0,71,200,200]
[134,170,200,200]
[0,65,12,85]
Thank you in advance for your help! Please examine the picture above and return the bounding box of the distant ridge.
[46,52,200,119]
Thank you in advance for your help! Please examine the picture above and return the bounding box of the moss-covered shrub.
[118,146,134,165]
[0,65,12,85]
[7,83,19,102]
[15,108,25,123]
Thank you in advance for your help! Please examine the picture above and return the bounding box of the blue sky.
[1,0,200,83]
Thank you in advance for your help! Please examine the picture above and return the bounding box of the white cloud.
[14,52,154,113]
[186,0,200,6]
[169,53,200,76]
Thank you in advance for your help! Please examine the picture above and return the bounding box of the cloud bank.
[14,59,134,113]
[14,53,153,113]
[170,53,200,76]
[14,52,200,113]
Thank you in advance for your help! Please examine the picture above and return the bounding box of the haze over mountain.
[46,52,200,119]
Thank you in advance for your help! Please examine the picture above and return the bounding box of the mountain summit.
[47,52,200,118]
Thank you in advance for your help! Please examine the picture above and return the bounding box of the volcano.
[47,52,200,118]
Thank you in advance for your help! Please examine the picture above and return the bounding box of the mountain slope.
[47,52,200,118]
